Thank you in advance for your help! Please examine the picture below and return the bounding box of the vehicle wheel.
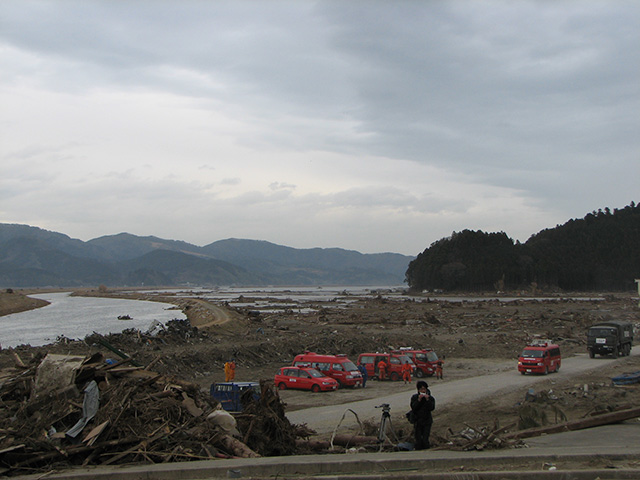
[415,369,424,378]
[555,363,560,372]
[625,344,631,356]
[311,384,321,393]
[589,349,595,359]
[278,382,287,390]
[390,372,399,381]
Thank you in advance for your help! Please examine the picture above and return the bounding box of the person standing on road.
[358,363,368,387]
[435,359,444,379]
[402,361,412,384]
[410,380,435,450]
[377,359,387,380]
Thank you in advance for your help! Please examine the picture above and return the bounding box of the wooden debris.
[506,406,640,440]
[0,338,302,476]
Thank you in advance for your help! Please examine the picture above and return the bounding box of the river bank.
[0,290,49,317]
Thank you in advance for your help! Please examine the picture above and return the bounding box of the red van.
[518,341,561,375]
[292,352,362,388]
[357,352,415,381]
[391,348,439,377]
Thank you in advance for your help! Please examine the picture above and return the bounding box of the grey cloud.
[220,177,241,186]
[1,1,638,253]
[269,182,296,191]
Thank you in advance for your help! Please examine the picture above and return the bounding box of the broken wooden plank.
[506,406,640,439]
[83,420,110,447]
[181,392,203,417]
[92,336,142,367]
[219,434,261,458]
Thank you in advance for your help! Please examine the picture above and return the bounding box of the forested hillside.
[0,225,413,287]
[405,203,640,292]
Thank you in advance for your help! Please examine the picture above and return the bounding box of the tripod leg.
[378,415,399,447]
[386,417,399,443]
[378,415,389,444]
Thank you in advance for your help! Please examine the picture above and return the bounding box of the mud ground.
[2,289,640,444]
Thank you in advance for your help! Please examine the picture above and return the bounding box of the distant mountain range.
[0,224,414,287]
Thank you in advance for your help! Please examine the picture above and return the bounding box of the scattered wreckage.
[0,338,308,476]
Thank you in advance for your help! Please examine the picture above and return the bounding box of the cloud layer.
[1,1,638,255]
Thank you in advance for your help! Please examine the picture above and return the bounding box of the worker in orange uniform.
[224,359,237,382]
[377,359,387,381]
[402,361,412,384]
[435,359,444,379]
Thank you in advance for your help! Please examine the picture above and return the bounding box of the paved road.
[286,348,639,435]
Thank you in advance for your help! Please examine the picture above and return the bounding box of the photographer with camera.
[409,380,435,450]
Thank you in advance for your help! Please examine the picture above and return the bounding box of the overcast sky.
[1,1,638,255]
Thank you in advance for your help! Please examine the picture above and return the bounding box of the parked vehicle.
[391,348,439,377]
[210,381,261,412]
[357,352,415,381]
[587,321,634,358]
[292,352,362,387]
[274,366,339,392]
[517,341,561,375]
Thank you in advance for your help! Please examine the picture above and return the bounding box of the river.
[0,292,185,348]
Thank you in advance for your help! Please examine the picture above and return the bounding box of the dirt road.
[189,299,234,328]
[286,348,639,436]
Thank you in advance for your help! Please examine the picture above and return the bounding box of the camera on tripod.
[375,403,391,414]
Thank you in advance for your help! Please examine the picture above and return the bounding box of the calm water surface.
[0,292,185,348]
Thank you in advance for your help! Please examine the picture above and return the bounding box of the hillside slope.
[0,225,413,287]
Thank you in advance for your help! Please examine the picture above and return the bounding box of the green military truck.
[587,320,634,358]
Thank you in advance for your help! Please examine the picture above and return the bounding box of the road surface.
[286,348,639,435]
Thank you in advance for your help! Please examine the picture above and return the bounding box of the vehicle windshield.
[306,369,324,378]
[416,352,438,362]
[589,328,616,336]
[343,361,357,371]
[399,355,414,364]
[245,385,261,395]
[521,349,543,358]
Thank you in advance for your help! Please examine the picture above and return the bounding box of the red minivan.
[292,352,362,387]
[391,348,439,377]
[357,352,415,381]
[518,341,561,375]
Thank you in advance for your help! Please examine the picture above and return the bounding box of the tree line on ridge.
[405,202,639,293]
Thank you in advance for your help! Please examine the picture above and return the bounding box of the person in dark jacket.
[357,363,368,387]
[410,380,435,449]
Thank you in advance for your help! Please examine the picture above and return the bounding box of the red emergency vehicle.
[391,348,439,377]
[357,352,415,381]
[292,352,362,387]
[518,341,561,375]
[274,366,338,392]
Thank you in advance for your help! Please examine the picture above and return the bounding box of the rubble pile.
[0,343,305,477]
[236,380,313,456]
[436,422,525,451]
